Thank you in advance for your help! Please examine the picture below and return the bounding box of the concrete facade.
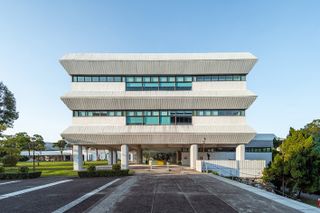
[59,52,266,170]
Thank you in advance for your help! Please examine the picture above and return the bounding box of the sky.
[0,1,319,142]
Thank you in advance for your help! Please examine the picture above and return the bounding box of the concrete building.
[60,53,259,170]
[181,133,274,166]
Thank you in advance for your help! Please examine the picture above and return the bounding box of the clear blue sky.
[1,1,319,142]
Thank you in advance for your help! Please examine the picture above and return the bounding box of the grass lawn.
[3,161,108,177]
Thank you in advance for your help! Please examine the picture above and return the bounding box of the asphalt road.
[0,173,305,213]
[0,176,128,213]
[109,174,300,213]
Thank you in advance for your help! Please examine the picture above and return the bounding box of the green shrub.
[0,171,42,180]
[2,155,18,167]
[78,169,130,178]
[128,170,135,176]
[19,156,30,162]
[112,164,121,171]
[19,166,29,173]
[0,166,4,173]
[87,165,96,173]
[210,170,219,175]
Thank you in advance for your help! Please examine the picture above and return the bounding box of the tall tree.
[303,119,320,142]
[0,82,19,135]
[0,135,20,157]
[263,127,320,198]
[53,139,67,161]
[30,134,45,166]
[15,132,31,157]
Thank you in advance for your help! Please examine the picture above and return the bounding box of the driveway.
[107,174,301,213]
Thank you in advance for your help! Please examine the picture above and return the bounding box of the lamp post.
[30,137,36,172]
[202,137,206,159]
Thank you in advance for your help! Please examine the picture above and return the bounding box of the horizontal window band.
[73,109,245,117]
[71,74,246,82]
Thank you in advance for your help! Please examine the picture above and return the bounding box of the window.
[77,76,85,82]
[159,82,175,90]
[160,77,167,82]
[92,76,99,82]
[114,77,122,82]
[233,75,241,81]
[195,75,246,81]
[143,77,151,82]
[176,76,184,82]
[204,110,211,116]
[143,83,158,90]
[100,76,107,82]
[195,110,245,116]
[125,75,191,91]
[168,77,175,82]
[135,77,143,82]
[151,77,159,82]
[211,76,219,81]
[72,74,246,83]
[126,77,134,82]
[184,76,192,82]
[246,147,272,153]
[176,82,192,90]
[144,116,159,125]
[85,76,92,82]
[225,75,233,81]
[107,77,114,82]
[79,111,86,117]
[125,110,192,125]
[127,117,143,125]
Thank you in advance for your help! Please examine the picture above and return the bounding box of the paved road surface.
[110,174,300,213]
[0,173,306,213]
[0,177,128,213]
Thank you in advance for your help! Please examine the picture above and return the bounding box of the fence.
[196,160,266,178]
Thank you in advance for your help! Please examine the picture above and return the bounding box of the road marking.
[0,180,21,186]
[52,178,120,213]
[0,179,72,200]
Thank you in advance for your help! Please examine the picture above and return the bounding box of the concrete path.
[94,173,301,213]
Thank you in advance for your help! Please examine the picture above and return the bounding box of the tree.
[0,135,20,167]
[0,82,19,135]
[303,119,320,142]
[263,127,320,198]
[0,135,20,157]
[30,134,45,167]
[15,132,31,157]
[53,139,67,161]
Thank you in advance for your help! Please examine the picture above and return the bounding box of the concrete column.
[84,147,88,161]
[112,150,117,164]
[190,144,198,169]
[108,150,113,165]
[73,145,83,171]
[121,144,129,170]
[136,146,142,164]
[96,148,99,161]
[236,144,245,160]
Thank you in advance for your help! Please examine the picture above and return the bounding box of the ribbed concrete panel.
[61,125,255,145]
[61,95,257,110]
[62,133,255,146]
[60,53,257,75]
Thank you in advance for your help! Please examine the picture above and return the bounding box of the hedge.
[0,171,42,180]
[78,169,130,178]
